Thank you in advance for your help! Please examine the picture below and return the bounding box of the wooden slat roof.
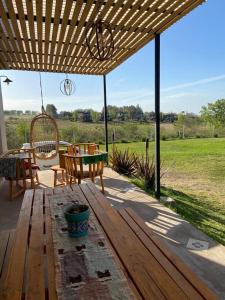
[0,0,205,75]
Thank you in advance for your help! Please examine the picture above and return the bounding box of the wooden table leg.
[53,170,57,187]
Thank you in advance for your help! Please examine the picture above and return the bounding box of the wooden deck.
[0,168,225,299]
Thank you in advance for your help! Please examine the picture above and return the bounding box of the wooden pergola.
[0,0,205,196]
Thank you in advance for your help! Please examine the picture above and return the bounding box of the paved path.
[0,168,225,299]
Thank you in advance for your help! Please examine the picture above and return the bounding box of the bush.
[214,133,218,138]
[110,148,137,177]
[121,139,129,143]
[161,135,167,141]
[135,155,155,190]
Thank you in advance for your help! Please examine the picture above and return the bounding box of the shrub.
[121,139,129,143]
[214,133,218,138]
[135,155,155,190]
[161,135,167,141]
[110,148,137,177]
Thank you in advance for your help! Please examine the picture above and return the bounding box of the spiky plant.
[135,155,155,190]
[110,148,137,177]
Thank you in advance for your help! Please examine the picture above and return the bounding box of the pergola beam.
[0,0,205,75]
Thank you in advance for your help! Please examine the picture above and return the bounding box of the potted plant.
[64,204,90,237]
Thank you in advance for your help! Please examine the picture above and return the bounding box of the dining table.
[0,182,218,300]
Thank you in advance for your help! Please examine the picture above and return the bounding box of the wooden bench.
[0,230,15,284]
[80,182,219,300]
[0,189,57,300]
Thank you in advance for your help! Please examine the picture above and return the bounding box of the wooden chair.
[67,144,75,155]
[3,148,39,200]
[67,143,98,155]
[64,152,106,192]
[88,144,98,154]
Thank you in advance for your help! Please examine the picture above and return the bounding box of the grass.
[110,138,225,245]
[109,138,225,183]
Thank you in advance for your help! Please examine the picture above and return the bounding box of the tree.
[46,104,58,118]
[201,99,225,128]
[59,111,72,120]
[176,111,186,138]
[90,109,101,122]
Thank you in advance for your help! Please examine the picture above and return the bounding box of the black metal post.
[155,34,160,198]
[103,74,109,153]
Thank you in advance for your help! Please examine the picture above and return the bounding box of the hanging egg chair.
[30,73,59,160]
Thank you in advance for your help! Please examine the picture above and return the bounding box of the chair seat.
[75,169,103,179]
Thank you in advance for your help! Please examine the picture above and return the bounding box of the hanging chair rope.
[39,72,45,113]
[29,73,59,160]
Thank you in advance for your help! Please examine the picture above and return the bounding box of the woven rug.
[49,192,136,300]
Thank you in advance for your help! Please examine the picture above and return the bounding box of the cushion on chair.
[23,161,40,170]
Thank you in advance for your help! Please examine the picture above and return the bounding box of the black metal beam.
[155,34,160,198]
[103,74,109,153]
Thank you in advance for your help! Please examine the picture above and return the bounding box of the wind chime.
[60,74,75,96]
[86,0,115,61]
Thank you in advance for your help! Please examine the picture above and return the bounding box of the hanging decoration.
[86,0,114,61]
[60,74,75,96]
[30,73,59,160]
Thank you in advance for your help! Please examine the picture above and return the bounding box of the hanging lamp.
[60,74,75,96]
[86,0,114,61]
[30,73,59,160]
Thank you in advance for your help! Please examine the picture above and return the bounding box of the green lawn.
[108,138,225,245]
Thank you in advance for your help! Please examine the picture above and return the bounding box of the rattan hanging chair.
[30,73,59,160]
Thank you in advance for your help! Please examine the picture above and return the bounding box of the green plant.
[110,148,137,176]
[135,155,156,190]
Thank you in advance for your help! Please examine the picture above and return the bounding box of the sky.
[1,0,225,114]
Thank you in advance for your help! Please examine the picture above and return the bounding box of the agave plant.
[110,148,137,177]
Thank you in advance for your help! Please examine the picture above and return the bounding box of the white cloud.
[161,74,225,92]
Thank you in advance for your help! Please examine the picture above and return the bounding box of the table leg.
[54,170,57,187]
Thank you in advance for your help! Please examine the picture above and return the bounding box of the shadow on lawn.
[160,186,225,246]
[98,176,225,246]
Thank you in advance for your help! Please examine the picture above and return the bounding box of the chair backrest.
[64,152,107,181]
[67,145,75,155]
[69,143,98,155]
[59,149,67,168]
[64,154,83,180]
[88,144,98,155]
